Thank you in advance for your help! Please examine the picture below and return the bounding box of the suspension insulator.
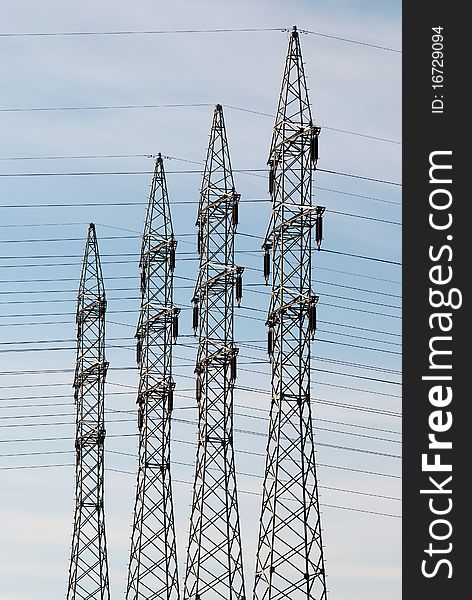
[172,311,179,341]
[309,298,317,339]
[137,406,144,430]
[263,247,271,284]
[197,227,203,255]
[316,209,323,249]
[235,272,243,306]
[136,337,142,364]
[310,133,319,164]
[169,245,176,272]
[140,269,146,294]
[192,302,199,335]
[168,387,174,413]
[74,387,79,402]
[196,377,202,403]
[268,162,275,196]
[267,327,274,356]
[232,198,239,229]
[230,353,237,382]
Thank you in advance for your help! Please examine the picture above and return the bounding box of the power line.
[0,356,402,402]
[0,317,403,344]
[224,105,401,143]
[0,415,401,457]
[322,248,401,266]
[0,307,402,339]
[0,223,401,245]
[298,28,401,54]
[0,27,285,38]
[0,167,402,186]
[0,434,403,478]
[0,104,401,145]
[0,332,402,358]
[0,462,401,518]
[0,364,401,399]
[0,448,401,502]
[318,168,401,186]
[0,187,401,208]
[0,336,401,375]
[0,282,402,306]
[0,247,401,267]
[0,388,402,424]
[0,300,402,323]
[329,209,400,226]
[0,273,402,300]
[7,330,401,381]
[0,352,401,388]
[0,376,402,416]
[0,386,400,419]
[0,204,401,226]
[0,425,403,475]
[0,335,402,372]
[0,397,401,435]
[114,453,402,500]
[0,26,401,54]
[0,412,401,450]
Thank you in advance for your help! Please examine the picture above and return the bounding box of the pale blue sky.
[0,2,401,599]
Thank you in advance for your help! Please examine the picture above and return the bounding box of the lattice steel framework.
[67,223,110,600]
[126,155,180,600]
[253,27,327,600]
[184,104,245,600]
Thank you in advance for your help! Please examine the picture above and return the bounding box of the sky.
[0,1,401,599]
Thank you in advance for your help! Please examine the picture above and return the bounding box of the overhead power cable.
[0,431,403,478]
[0,167,401,186]
[0,104,401,145]
[0,273,402,300]
[0,186,401,207]
[0,397,401,436]
[0,26,401,53]
[0,462,401,518]
[0,413,402,450]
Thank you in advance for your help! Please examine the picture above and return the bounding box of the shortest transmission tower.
[67,223,110,600]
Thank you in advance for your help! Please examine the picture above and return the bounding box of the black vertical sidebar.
[403,3,466,598]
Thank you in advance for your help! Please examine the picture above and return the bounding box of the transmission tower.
[184,104,246,600]
[253,26,327,600]
[126,155,180,600]
[67,223,110,600]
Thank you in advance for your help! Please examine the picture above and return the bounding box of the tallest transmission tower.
[253,27,327,600]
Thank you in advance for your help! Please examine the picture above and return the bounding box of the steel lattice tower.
[253,27,327,600]
[126,155,180,600]
[67,223,110,600]
[184,104,245,600]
